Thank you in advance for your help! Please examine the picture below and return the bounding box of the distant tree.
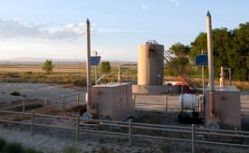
[190,25,249,81]
[230,23,249,80]
[190,32,207,61]
[100,61,111,74]
[42,59,54,74]
[166,43,191,77]
[169,42,190,57]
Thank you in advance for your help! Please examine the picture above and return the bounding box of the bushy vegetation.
[10,91,21,96]
[0,138,42,153]
[100,61,111,74]
[42,59,54,74]
[160,143,170,153]
[168,22,249,81]
[62,143,82,153]
[0,72,87,86]
[9,103,43,112]
[167,43,192,76]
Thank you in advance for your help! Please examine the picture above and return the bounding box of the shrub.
[0,138,42,153]
[42,60,54,74]
[100,61,111,74]
[160,143,170,153]
[24,148,43,153]
[0,138,7,151]
[10,91,21,96]
[4,142,23,153]
[63,143,82,153]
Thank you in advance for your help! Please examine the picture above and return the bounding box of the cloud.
[46,23,84,40]
[168,0,180,6]
[97,27,152,34]
[141,5,148,10]
[0,19,42,39]
[0,19,96,41]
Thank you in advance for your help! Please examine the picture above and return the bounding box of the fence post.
[62,95,65,112]
[22,101,25,119]
[76,92,80,105]
[44,98,47,114]
[165,95,168,114]
[128,119,133,146]
[192,124,196,153]
[31,111,35,135]
[76,115,80,141]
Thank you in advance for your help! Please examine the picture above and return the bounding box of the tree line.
[168,22,249,81]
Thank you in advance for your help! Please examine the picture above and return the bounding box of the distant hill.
[0,57,136,65]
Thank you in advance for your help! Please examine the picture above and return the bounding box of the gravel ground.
[0,83,249,153]
[0,82,84,102]
[0,82,85,107]
[0,126,165,153]
[0,125,248,153]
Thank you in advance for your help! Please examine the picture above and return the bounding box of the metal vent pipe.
[206,11,215,117]
[86,18,92,108]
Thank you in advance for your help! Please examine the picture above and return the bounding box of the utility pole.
[86,18,92,108]
[93,50,98,85]
[117,65,122,83]
[202,50,205,95]
[206,11,215,118]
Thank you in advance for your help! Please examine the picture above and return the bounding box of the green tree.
[230,23,249,80]
[166,57,190,76]
[166,43,191,77]
[100,61,111,74]
[190,24,249,81]
[169,42,190,57]
[42,59,54,74]
[190,32,207,61]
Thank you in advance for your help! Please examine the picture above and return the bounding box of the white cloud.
[0,19,97,41]
[141,5,148,10]
[169,0,180,6]
[0,19,42,39]
[0,18,135,61]
[0,38,84,60]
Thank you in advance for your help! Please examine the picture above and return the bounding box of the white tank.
[179,94,196,110]
[138,41,164,86]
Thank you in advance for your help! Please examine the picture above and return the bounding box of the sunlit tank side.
[138,41,164,86]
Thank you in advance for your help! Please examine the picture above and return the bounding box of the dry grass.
[232,81,249,90]
[0,67,84,73]
[0,64,248,90]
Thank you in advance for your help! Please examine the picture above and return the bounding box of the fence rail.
[135,94,249,114]
[0,92,85,114]
[1,93,248,114]
[0,110,248,153]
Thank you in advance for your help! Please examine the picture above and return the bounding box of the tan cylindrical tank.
[138,41,164,86]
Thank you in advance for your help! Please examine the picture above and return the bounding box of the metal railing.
[135,94,249,114]
[0,92,85,114]
[0,110,248,153]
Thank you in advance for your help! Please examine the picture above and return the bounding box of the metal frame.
[0,110,249,153]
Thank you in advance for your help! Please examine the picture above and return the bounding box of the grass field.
[0,63,136,86]
[0,63,248,90]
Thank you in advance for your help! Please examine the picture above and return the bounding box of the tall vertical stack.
[133,41,165,94]
[138,41,164,86]
[206,11,216,119]
[205,12,241,129]
[86,19,92,109]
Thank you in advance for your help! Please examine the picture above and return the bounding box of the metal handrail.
[0,110,249,150]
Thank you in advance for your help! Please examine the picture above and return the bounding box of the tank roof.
[92,82,130,88]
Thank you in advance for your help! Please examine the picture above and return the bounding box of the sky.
[0,0,248,61]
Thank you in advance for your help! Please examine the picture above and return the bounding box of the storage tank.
[179,94,196,110]
[138,41,164,86]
